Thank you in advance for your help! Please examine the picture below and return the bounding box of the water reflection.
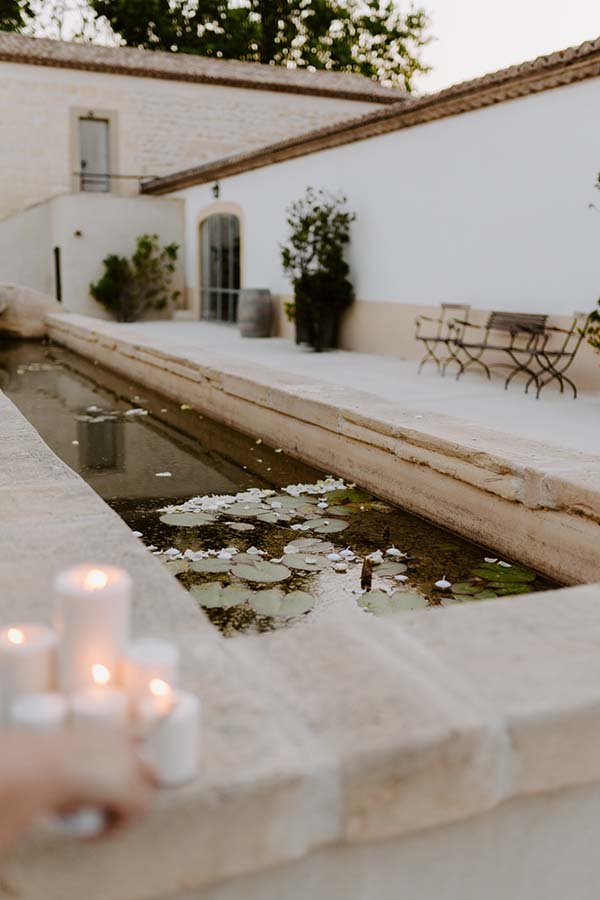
[77,416,125,472]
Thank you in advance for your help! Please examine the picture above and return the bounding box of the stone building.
[0,32,401,220]
[141,37,600,383]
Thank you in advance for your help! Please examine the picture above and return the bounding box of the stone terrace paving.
[63,318,600,456]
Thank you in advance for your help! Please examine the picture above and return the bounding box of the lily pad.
[303,518,349,534]
[227,522,255,532]
[451,582,479,595]
[160,559,189,575]
[284,554,327,572]
[269,495,318,509]
[487,584,532,596]
[250,589,285,616]
[257,511,294,524]
[358,590,427,616]
[284,539,334,554]
[471,564,535,583]
[160,512,216,527]
[232,561,291,584]
[475,590,499,600]
[374,562,408,577]
[230,552,266,565]
[191,582,253,609]
[226,503,269,518]
[249,589,316,617]
[279,591,315,617]
[190,558,232,574]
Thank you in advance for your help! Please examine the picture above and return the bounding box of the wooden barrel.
[238,289,273,338]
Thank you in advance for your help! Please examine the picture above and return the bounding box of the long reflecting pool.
[1,340,558,635]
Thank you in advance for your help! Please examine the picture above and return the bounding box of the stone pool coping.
[4,334,600,896]
[47,312,600,585]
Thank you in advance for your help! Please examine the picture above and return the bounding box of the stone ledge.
[46,313,600,583]
[4,379,600,898]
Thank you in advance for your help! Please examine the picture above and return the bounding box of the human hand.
[0,727,157,856]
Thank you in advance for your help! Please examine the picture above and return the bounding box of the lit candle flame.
[7,627,24,645]
[149,678,171,699]
[149,678,173,714]
[83,569,109,592]
[91,663,111,686]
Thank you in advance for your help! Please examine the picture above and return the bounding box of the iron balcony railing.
[72,172,160,192]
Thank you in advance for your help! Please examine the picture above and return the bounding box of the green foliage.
[281,187,355,350]
[90,233,180,323]
[87,0,430,89]
[0,0,31,30]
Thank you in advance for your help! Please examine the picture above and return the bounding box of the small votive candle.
[138,682,201,787]
[0,624,57,722]
[71,664,129,727]
[123,638,180,704]
[54,564,131,693]
[10,692,68,731]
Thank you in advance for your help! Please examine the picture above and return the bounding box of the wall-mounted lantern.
[212,182,220,199]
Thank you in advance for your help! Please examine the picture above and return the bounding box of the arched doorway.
[199,213,240,322]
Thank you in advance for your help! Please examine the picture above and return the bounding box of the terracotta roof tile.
[0,30,403,103]
[142,34,600,195]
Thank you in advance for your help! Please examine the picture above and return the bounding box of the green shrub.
[281,188,355,351]
[90,233,180,322]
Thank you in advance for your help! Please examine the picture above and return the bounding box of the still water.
[1,340,557,635]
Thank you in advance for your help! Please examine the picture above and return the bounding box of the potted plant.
[281,188,355,351]
[90,233,180,323]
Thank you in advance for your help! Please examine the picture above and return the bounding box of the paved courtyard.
[97,320,600,457]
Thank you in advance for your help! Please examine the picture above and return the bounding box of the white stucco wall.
[0,200,54,297]
[0,193,184,316]
[175,77,600,319]
[0,61,379,220]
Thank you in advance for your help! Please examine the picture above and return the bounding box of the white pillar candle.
[9,692,107,839]
[138,682,201,787]
[0,624,57,722]
[71,664,129,727]
[123,638,180,704]
[10,692,68,730]
[54,565,131,693]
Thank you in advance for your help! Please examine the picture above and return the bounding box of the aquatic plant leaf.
[160,559,189,575]
[279,591,315,617]
[471,567,535,583]
[220,584,254,607]
[487,584,532,596]
[451,582,479,595]
[160,512,216,527]
[226,503,269,518]
[358,590,427,616]
[190,582,224,608]
[303,518,349,534]
[231,552,267,565]
[374,562,408,577]
[325,505,355,516]
[250,589,285,616]
[285,539,334,554]
[284,554,326,572]
[475,590,499,600]
[327,488,372,504]
[257,511,294,524]
[269,495,318,509]
[190,558,232,574]
[232,562,291,583]
[389,591,428,612]
[227,522,255,532]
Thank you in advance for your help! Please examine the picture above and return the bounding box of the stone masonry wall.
[0,62,377,219]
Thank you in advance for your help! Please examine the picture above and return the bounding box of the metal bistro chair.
[415,303,471,374]
[448,311,549,391]
[527,312,590,399]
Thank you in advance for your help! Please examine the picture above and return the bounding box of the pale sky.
[417,0,600,93]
